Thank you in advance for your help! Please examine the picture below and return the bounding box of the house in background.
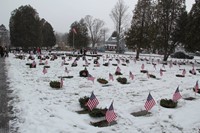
[0,24,10,47]
[104,36,126,53]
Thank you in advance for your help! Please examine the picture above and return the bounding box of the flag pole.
[73,30,74,49]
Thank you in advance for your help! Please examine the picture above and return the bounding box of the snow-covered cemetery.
[0,0,200,133]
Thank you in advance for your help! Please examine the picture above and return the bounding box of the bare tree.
[110,0,129,53]
[84,15,105,48]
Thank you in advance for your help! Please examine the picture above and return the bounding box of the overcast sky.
[0,0,195,34]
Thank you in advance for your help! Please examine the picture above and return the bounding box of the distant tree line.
[9,5,56,50]
[125,0,200,61]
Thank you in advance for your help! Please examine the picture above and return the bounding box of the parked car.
[170,51,194,59]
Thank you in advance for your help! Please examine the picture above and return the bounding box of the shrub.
[97,78,108,84]
[117,77,127,84]
[160,99,177,108]
[49,81,61,89]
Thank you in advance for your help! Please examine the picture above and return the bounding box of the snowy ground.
[6,52,200,133]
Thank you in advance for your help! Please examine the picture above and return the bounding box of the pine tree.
[125,0,154,59]
[156,0,186,61]
[9,5,41,51]
[186,0,200,52]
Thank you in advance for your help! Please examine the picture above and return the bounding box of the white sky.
[0,0,195,34]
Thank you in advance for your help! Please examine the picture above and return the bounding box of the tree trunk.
[136,48,140,60]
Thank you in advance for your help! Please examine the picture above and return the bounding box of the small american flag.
[65,67,69,73]
[160,69,163,76]
[141,64,144,70]
[72,28,77,34]
[43,67,47,74]
[32,61,36,67]
[169,61,173,68]
[60,78,63,88]
[45,60,48,65]
[172,86,182,102]
[87,74,95,83]
[195,81,199,94]
[109,73,114,81]
[144,93,156,111]
[61,61,64,66]
[182,69,186,76]
[192,68,196,74]
[116,66,121,72]
[85,91,99,111]
[129,71,134,80]
[105,101,117,123]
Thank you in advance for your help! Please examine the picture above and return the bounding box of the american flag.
[182,69,186,76]
[72,28,77,34]
[141,64,144,70]
[192,68,196,74]
[160,69,163,76]
[65,67,69,73]
[85,91,99,111]
[172,86,182,102]
[45,60,48,65]
[85,59,89,65]
[32,61,36,67]
[195,81,199,94]
[61,61,64,66]
[43,67,47,74]
[129,71,134,80]
[169,61,173,68]
[109,73,114,81]
[144,93,156,111]
[116,66,121,72]
[105,101,117,123]
[60,78,63,88]
[87,74,95,83]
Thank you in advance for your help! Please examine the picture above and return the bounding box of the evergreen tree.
[9,5,41,50]
[125,0,154,59]
[172,11,188,52]
[156,0,186,61]
[186,0,200,52]
[40,18,56,48]
[68,19,89,49]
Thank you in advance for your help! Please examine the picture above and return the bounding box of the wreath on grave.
[160,99,177,108]
[39,62,45,65]
[97,78,108,84]
[115,71,123,75]
[175,74,185,77]
[117,77,127,84]
[78,97,107,118]
[49,81,61,89]
[79,68,89,77]
[103,63,109,66]
[189,70,196,75]
[193,88,200,94]
[29,64,36,68]
[149,74,156,79]
[140,70,148,73]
